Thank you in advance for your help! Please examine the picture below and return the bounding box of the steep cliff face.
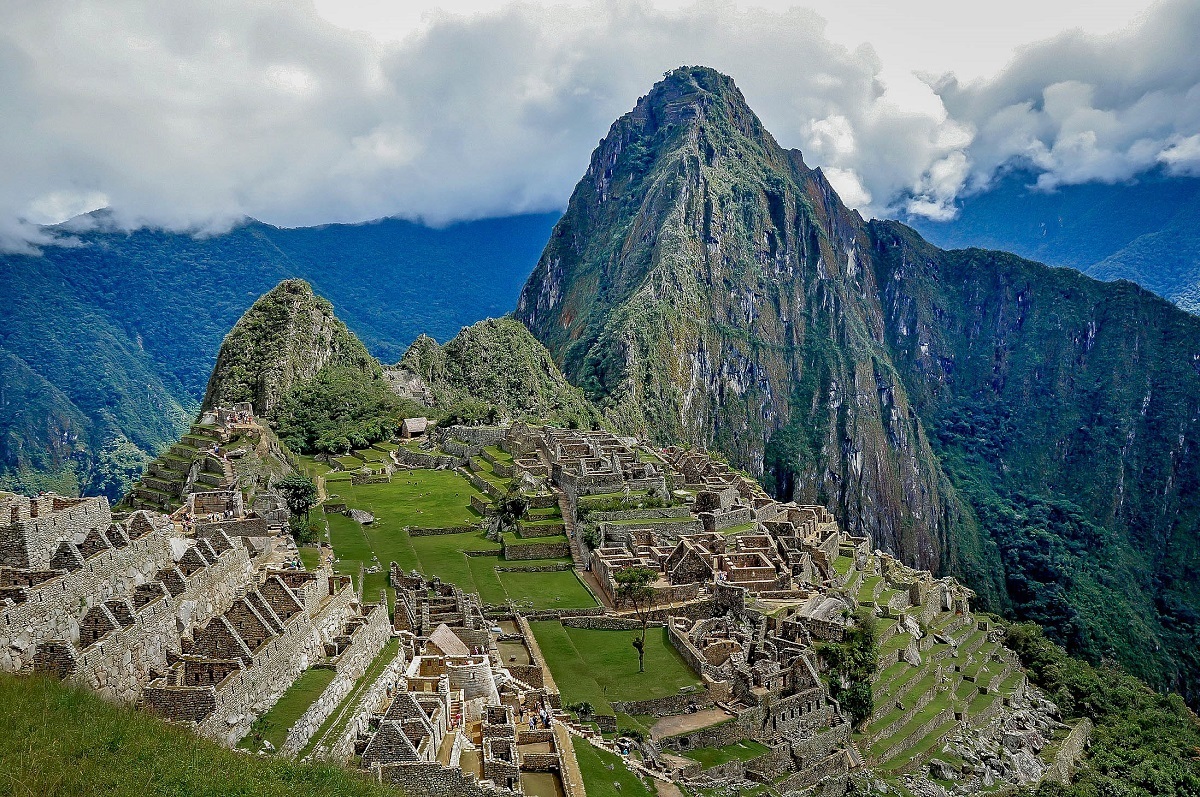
[202,279,378,416]
[870,222,1200,698]
[517,66,1200,702]
[517,67,956,572]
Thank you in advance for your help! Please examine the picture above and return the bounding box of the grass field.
[529,622,702,715]
[323,469,595,610]
[239,667,336,752]
[298,546,321,571]
[571,737,656,797]
[0,673,400,797]
[684,739,771,769]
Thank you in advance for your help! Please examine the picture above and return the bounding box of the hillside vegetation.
[396,317,602,429]
[0,213,556,500]
[515,66,1200,707]
[0,673,400,797]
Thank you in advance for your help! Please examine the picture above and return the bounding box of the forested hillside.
[909,170,1200,314]
[0,212,556,499]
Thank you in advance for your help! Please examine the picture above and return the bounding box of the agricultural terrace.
[302,454,595,611]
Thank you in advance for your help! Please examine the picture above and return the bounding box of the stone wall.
[281,601,394,756]
[72,536,254,703]
[324,641,410,762]
[195,517,269,538]
[394,448,464,470]
[2,529,173,669]
[409,525,483,536]
[610,688,711,717]
[0,496,111,570]
[1045,718,1093,784]
[503,541,571,560]
[377,762,520,797]
[195,581,358,745]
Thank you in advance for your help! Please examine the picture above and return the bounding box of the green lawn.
[483,445,513,464]
[571,737,656,797]
[0,673,403,797]
[684,739,771,769]
[529,623,701,716]
[324,470,594,609]
[297,546,321,571]
[239,668,335,752]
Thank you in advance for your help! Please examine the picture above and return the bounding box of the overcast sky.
[2,0,1198,252]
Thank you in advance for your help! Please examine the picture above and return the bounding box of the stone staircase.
[557,491,586,571]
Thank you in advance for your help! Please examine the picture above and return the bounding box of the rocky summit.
[517,66,1200,703]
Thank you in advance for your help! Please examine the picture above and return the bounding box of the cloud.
[934,0,1200,196]
[0,0,1198,251]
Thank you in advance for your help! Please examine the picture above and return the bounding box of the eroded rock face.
[516,67,953,572]
[515,66,1200,703]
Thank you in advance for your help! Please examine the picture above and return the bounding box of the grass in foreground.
[0,672,400,797]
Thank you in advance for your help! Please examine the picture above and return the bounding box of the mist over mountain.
[910,170,1200,314]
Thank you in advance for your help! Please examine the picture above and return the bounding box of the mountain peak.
[202,279,377,415]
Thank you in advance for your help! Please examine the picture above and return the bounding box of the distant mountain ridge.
[0,212,557,499]
[516,66,1200,705]
[909,170,1200,314]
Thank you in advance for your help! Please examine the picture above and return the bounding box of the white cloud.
[0,0,1196,250]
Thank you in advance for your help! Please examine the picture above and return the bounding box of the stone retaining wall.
[503,541,571,560]
[324,642,410,761]
[195,582,358,745]
[1046,719,1093,784]
[408,525,483,537]
[280,600,393,756]
[611,688,711,717]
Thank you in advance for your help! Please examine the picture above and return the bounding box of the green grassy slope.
[0,673,400,797]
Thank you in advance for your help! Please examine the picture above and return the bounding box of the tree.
[817,608,878,728]
[277,471,318,521]
[614,566,658,673]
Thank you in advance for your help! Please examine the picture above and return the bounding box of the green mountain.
[516,66,1200,705]
[202,279,379,415]
[0,213,556,499]
[396,316,601,429]
[909,170,1200,314]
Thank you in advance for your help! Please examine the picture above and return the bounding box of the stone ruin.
[0,490,376,746]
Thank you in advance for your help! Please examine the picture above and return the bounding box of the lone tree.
[277,471,318,521]
[614,566,658,673]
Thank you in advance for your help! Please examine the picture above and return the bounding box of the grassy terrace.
[571,737,655,797]
[238,667,336,752]
[322,467,595,610]
[0,673,400,797]
[685,739,771,769]
[483,445,513,464]
[529,623,702,716]
[300,638,402,759]
[298,546,321,571]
